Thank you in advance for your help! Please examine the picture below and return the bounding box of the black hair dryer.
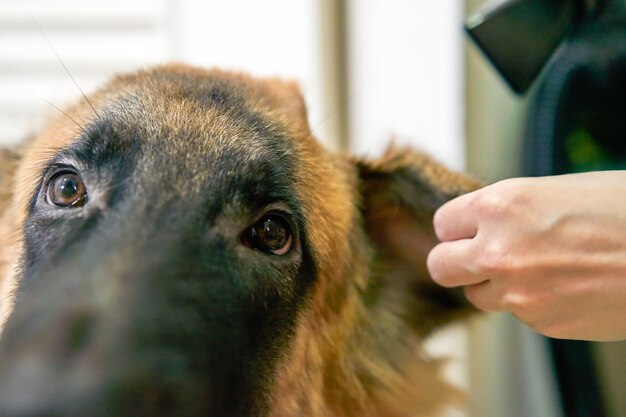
[467,0,626,175]
[465,0,616,94]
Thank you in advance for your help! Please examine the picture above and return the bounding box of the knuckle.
[481,194,512,219]
[474,240,511,274]
[479,179,528,218]
[501,289,531,313]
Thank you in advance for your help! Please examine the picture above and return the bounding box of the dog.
[0,64,480,417]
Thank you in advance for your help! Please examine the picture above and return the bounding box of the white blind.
[0,0,177,145]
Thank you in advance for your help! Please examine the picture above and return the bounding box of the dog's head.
[0,65,479,417]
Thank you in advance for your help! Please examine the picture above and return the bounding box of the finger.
[463,281,503,312]
[427,239,487,288]
[433,191,481,241]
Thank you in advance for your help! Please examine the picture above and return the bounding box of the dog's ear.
[354,147,482,336]
[0,146,23,216]
[262,79,309,133]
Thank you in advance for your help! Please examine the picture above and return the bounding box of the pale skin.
[427,171,626,342]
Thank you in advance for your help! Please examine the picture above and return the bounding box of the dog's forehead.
[101,67,297,160]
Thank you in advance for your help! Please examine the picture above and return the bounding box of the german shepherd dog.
[0,64,480,417]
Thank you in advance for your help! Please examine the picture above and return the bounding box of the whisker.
[31,15,101,122]
[33,115,80,130]
[309,82,368,140]
[106,175,134,191]
[5,228,23,246]
[20,145,62,153]
[25,90,89,137]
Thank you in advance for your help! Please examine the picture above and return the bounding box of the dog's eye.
[45,171,87,208]
[243,215,293,255]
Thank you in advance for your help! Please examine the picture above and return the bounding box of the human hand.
[427,172,626,341]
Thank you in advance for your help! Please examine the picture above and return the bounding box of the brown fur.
[0,64,481,417]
